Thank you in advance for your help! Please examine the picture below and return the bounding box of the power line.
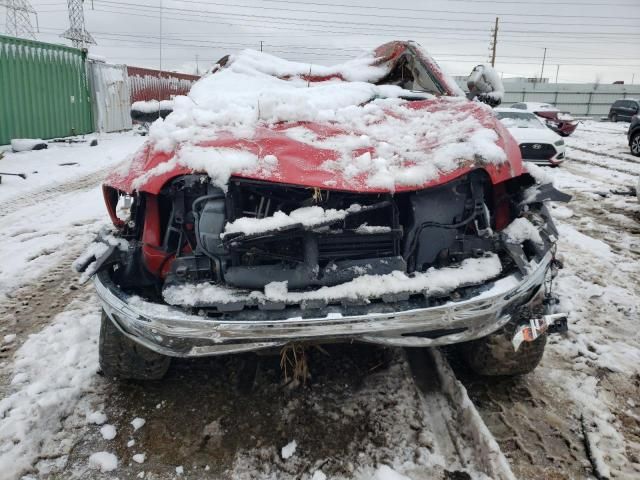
[31,26,640,64]
[171,0,640,21]
[31,29,640,67]
[90,2,640,39]
[94,0,640,30]
[85,8,640,52]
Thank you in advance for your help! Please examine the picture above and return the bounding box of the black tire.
[463,289,548,377]
[99,310,171,380]
[610,113,618,123]
[463,326,546,376]
[630,132,640,157]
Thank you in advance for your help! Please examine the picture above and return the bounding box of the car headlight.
[554,139,564,146]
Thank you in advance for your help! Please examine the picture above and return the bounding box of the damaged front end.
[76,169,570,357]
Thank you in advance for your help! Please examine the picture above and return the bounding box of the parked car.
[609,99,640,123]
[510,102,578,137]
[495,108,566,167]
[76,41,569,381]
[629,115,640,156]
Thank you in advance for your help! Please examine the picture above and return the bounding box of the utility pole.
[555,64,560,84]
[61,0,95,49]
[260,40,263,52]
[158,0,163,111]
[490,17,499,67]
[3,0,38,40]
[158,0,163,72]
[539,47,547,82]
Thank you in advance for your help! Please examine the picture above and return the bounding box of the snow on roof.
[517,102,558,111]
[494,107,536,114]
[132,44,506,192]
[216,47,388,83]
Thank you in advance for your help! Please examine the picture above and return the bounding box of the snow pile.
[3,333,16,344]
[524,162,554,185]
[132,453,146,463]
[163,254,502,306]
[88,451,118,472]
[87,410,107,425]
[0,303,101,479]
[132,145,276,192]
[72,232,129,283]
[498,115,543,129]
[219,47,387,82]
[223,204,361,237]
[502,217,544,245]
[281,440,297,460]
[100,424,117,440]
[10,138,47,152]
[371,465,412,480]
[131,100,174,113]
[467,64,505,102]
[355,223,392,234]
[131,417,146,431]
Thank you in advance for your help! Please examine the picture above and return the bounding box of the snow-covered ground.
[0,121,639,479]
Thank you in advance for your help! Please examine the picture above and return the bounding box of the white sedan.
[495,108,566,167]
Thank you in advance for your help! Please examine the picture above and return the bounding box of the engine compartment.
[95,168,565,312]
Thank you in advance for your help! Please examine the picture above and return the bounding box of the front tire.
[463,326,547,376]
[99,310,171,380]
[630,132,640,157]
[463,294,547,376]
[611,113,618,123]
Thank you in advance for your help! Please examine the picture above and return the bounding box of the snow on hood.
[112,43,514,194]
[503,125,561,144]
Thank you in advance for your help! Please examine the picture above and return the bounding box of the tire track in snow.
[408,349,516,480]
[568,145,639,165]
[565,154,639,177]
[0,164,120,218]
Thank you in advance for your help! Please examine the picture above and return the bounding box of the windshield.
[496,111,545,128]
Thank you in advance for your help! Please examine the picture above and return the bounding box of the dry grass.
[279,343,329,386]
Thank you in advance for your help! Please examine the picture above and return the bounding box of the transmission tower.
[61,0,96,49]
[3,0,37,40]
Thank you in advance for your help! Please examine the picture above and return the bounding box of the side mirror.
[466,64,504,108]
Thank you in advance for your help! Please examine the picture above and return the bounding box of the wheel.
[463,327,546,376]
[463,298,547,376]
[99,310,171,380]
[630,132,640,157]
[611,113,618,123]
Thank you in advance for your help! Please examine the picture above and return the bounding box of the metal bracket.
[512,313,568,351]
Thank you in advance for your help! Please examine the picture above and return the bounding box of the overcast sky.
[5,0,640,83]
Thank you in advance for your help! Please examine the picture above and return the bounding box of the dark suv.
[628,115,640,157]
[609,99,640,122]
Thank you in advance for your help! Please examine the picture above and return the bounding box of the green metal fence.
[0,35,93,145]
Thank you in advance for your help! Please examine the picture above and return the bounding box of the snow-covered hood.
[107,42,524,195]
[505,125,562,144]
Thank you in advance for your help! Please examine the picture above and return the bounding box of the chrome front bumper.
[95,252,552,357]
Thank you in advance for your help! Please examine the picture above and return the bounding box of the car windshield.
[496,111,545,128]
